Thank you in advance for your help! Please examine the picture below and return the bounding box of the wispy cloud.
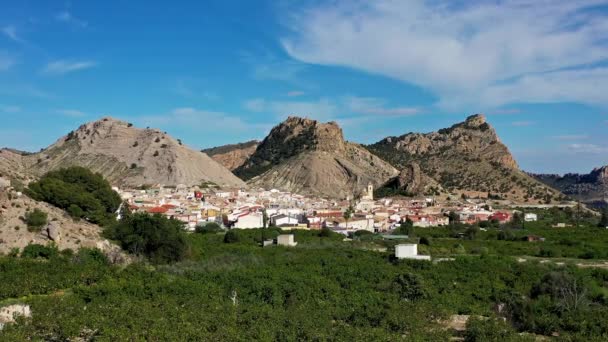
[0,52,15,71]
[567,143,608,154]
[42,60,97,75]
[511,121,534,127]
[245,98,337,121]
[1,105,21,113]
[57,109,86,117]
[344,96,420,116]
[552,134,589,141]
[172,78,220,101]
[282,0,608,109]
[491,109,521,115]
[287,90,305,97]
[1,25,24,43]
[55,11,88,28]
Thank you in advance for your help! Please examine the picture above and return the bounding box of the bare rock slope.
[368,114,562,202]
[202,140,259,171]
[4,117,245,188]
[235,117,398,199]
[0,188,122,256]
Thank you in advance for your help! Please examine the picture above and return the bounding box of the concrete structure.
[271,214,299,227]
[277,234,297,247]
[395,244,431,260]
[524,213,538,222]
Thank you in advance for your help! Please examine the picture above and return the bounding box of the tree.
[105,213,188,263]
[343,206,354,229]
[24,208,47,232]
[598,207,608,228]
[465,226,479,240]
[448,211,459,224]
[394,218,414,237]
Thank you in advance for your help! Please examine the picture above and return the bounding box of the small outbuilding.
[277,234,297,247]
[395,244,431,260]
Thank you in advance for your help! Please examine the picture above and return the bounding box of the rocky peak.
[267,116,345,153]
[464,114,486,128]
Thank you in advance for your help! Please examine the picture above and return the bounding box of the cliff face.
[533,166,608,205]
[7,117,245,188]
[368,114,560,202]
[236,116,398,199]
[202,140,259,171]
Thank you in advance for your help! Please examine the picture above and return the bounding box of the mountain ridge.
[0,117,245,188]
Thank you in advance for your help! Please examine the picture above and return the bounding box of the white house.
[524,213,538,222]
[233,212,264,229]
[271,214,299,227]
[395,244,431,260]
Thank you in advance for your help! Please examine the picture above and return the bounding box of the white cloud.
[344,96,420,116]
[57,109,86,117]
[1,25,23,43]
[42,60,97,75]
[282,0,608,109]
[567,143,608,154]
[55,11,88,27]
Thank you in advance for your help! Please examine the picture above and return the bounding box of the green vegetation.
[26,167,121,226]
[195,222,223,234]
[2,228,608,340]
[24,208,47,232]
[103,213,188,264]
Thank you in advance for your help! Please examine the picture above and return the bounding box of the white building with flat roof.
[395,244,431,260]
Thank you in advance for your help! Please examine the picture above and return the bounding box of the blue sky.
[0,0,607,174]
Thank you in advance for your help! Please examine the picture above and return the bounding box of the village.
[117,182,540,235]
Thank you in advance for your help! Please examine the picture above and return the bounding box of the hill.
[202,140,259,171]
[532,166,608,207]
[0,117,245,188]
[234,117,398,199]
[367,114,562,202]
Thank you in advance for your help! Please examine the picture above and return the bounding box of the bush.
[104,213,188,264]
[74,248,109,265]
[419,236,431,245]
[24,208,47,232]
[27,167,121,226]
[224,230,240,243]
[195,222,223,234]
[319,227,335,238]
[354,230,373,237]
[21,244,58,259]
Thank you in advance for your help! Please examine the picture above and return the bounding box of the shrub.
[21,244,58,259]
[319,227,334,238]
[419,236,431,245]
[195,222,223,234]
[24,208,48,232]
[224,230,240,243]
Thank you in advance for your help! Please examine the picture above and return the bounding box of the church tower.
[366,182,374,201]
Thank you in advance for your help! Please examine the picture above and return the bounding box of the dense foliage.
[2,229,608,340]
[24,208,47,232]
[27,167,121,226]
[104,213,188,264]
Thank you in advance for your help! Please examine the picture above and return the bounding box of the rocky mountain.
[375,162,444,198]
[202,140,259,171]
[0,117,245,188]
[368,114,562,203]
[532,166,608,206]
[234,116,398,199]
